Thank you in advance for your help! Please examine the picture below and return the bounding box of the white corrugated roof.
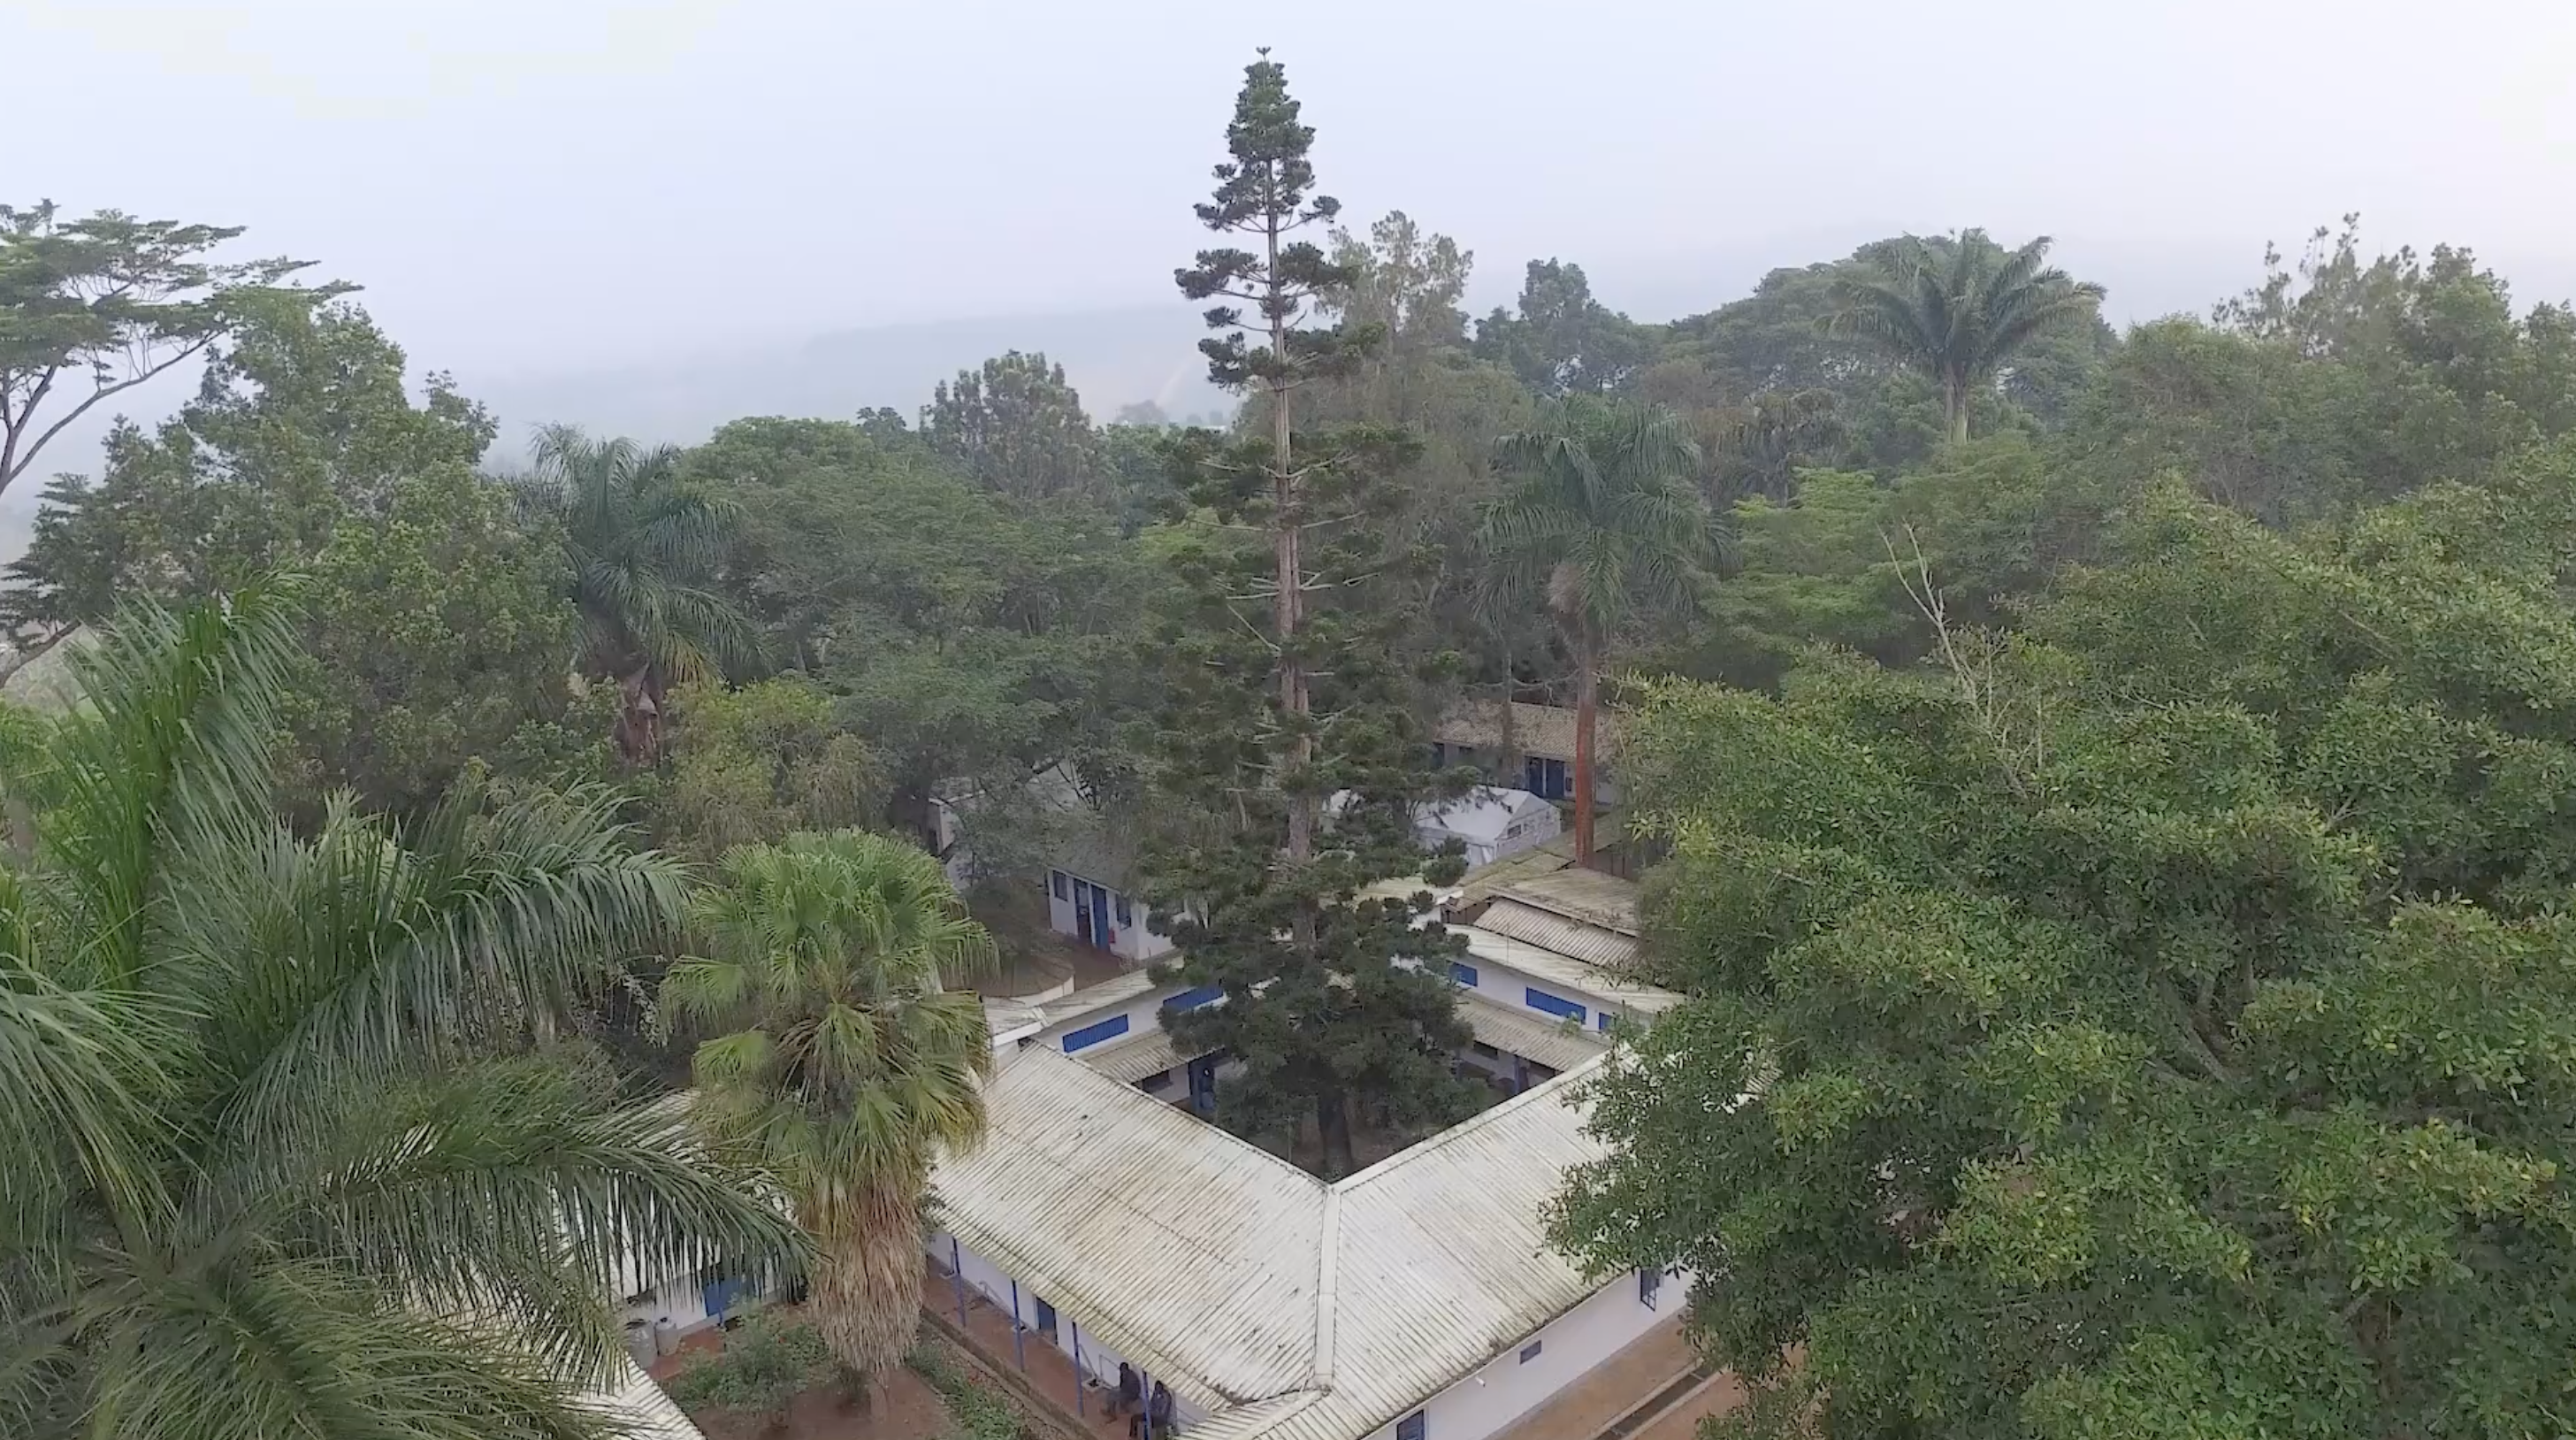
[588,1360,706,1440]
[1494,869,1641,937]
[1461,991,1608,1072]
[1415,786,1556,845]
[929,1040,1625,1440]
[931,1049,1330,1412]
[1474,898,1640,969]
[1079,1027,1202,1085]
[1456,925,1683,1018]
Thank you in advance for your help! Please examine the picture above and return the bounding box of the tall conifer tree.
[1144,51,1480,1178]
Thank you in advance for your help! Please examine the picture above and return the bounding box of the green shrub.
[662,1311,836,1429]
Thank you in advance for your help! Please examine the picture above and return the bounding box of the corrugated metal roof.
[1461,992,1608,1072]
[1033,969,1162,1030]
[1079,1027,1203,1085]
[930,1048,1330,1413]
[1474,898,1640,969]
[1494,869,1640,936]
[1456,925,1683,1019]
[589,1360,706,1440]
[931,1039,1637,1440]
[1432,700,1608,762]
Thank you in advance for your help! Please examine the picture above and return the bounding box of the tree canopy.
[1556,453,2576,1440]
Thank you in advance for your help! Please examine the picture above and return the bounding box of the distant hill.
[464,303,1238,461]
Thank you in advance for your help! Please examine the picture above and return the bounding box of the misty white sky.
[23,0,2576,387]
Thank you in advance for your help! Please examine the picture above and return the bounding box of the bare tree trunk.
[809,1179,925,1410]
[1572,652,1598,866]
[1265,196,1317,955]
[1316,1091,1356,1180]
[0,624,73,687]
[1944,368,1970,444]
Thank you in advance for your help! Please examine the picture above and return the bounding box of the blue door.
[1033,1296,1058,1338]
[1187,1053,1219,1115]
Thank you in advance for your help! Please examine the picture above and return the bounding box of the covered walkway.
[923,1256,1166,1440]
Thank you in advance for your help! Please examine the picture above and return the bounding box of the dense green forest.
[5,50,2575,1440]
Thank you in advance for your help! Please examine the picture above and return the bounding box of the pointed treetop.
[1194,51,1339,235]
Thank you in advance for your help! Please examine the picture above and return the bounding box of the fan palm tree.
[523,425,761,762]
[661,831,997,1403]
[0,581,806,1440]
[1828,230,2106,443]
[1482,399,1712,863]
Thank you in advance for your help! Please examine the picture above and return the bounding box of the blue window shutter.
[1163,984,1222,1012]
[1524,987,1587,1023]
[1640,1269,1661,1308]
[1596,1012,1613,1032]
[1397,1413,1426,1440]
[1051,870,1068,900]
[1518,1339,1542,1363]
[1449,961,1479,988]
[1524,755,1544,794]
[1114,892,1134,927]
[1060,1014,1131,1053]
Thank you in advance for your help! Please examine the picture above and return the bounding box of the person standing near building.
[1129,1380,1173,1437]
[1111,1362,1141,1419]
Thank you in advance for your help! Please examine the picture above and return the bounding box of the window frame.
[1059,1014,1132,1053]
[1523,987,1587,1024]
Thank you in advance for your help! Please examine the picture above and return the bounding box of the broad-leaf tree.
[921,350,1104,503]
[1556,464,2576,1440]
[677,416,1153,851]
[522,425,761,762]
[0,583,803,1440]
[1829,230,2106,443]
[1482,398,1710,861]
[1,297,576,816]
[662,831,997,1402]
[0,202,324,506]
[1473,258,1655,398]
[1149,51,1481,1179]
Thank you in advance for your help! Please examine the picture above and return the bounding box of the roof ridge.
[1012,1046,1329,1194]
[1329,1052,1608,1195]
[1311,1187,1340,1387]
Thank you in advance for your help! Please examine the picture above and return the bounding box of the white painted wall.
[1359,1270,1690,1440]
[1043,869,1176,963]
[928,1231,1212,1429]
[616,1271,714,1337]
[1032,981,1219,1058]
[1437,950,1635,1036]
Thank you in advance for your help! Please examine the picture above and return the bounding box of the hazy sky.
[23,0,2576,387]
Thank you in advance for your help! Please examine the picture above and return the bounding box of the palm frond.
[42,579,305,991]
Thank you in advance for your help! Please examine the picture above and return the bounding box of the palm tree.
[523,425,761,762]
[1482,399,1712,863]
[1828,230,2106,443]
[1713,387,1844,503]
[0,581,805,1440]
[661,831,997,1403]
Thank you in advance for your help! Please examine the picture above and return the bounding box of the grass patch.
[906,1339,1034,1440]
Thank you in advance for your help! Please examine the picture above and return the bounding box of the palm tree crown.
[1483,398,1711,862]
[661,831,996,1399]
[522,425,761,760]
[1828,230,2106,442]
[0,583,802,1440]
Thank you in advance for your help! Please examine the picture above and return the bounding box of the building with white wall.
[927,1043,1692,1440]
[934,764,1179,964]
[615,864,1689,1440]
[1411,787,1561,870]
[1431,700,1620,808]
